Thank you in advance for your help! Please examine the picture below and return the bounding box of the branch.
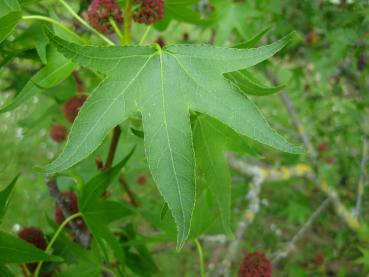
[267,73,363,232]
[354,133,369,219]
[271,198,331,264]
[46,176,90,248]
[209,154,314,277]
[104,126,122,170]
[119,176,139,207]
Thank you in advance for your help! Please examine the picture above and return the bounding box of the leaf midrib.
[158,51,187,243]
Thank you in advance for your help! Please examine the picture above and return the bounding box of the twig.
[119,176,139,207]
[104,126,122,170]
[279,92,319,165]
[46,176,90,248]
[280,91,361,230]
[271,198,331,264]
[209,154,313,277]
[354,134,369,219]
[211,154,266,277]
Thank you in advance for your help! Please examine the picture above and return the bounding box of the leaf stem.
[21,15,86,44]
[104,126,122,170]
[33,212,82,277]
[139,25,152,45]
[58,0,115,45]
[109,17,124,44]
[194,239,205,277]
[123,0,133,45]
[22,264,31,277]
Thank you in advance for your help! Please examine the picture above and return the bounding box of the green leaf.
[47,218,102,277]
[44,29,302,248]
[225,69,284,96]
[208,0,250,45]
[0,265,14,277]
[0,47,75,113]
[155,0,201,30]
[232,26,272,49]
[0,0,21,43]
[193,116,256,236]
[0,175,18,224]
[0,231,62,264]
[79,149,136,266]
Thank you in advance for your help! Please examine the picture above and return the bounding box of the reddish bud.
[155,36,165,48]
[49,124,68,143]
[238,252,272,277]
[312,252,325,267]
[136,175,147,185]
[87,0,124,34]
[18,227,47,273]
[54,192,85,229]
[305,31,320,45]
[63,95,88,123]
[326,157,334,164]
[133,0,164,25]
[318,142,329,154]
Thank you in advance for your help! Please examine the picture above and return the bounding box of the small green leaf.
[0,265,14,277]
[0,175,19,224]
[0,47,75,113]
[232,26,272,49]
[225,69,285,96]
[0,0,21,43]
[79,149,136,266]
[0,231,62,264]
[193,116,256,236]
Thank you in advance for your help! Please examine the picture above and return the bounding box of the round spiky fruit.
[87,0,123,34]
[63,95,88,123]
[49,124,68,143]
[238,252,272,277]
[18,227,47,273]
[54,192,84,229]
[133,0,164,25]
[18,227,47,250]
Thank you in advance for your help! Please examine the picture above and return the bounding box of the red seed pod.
[63,95,88,123]
[318,142,329,154]
[49,124,68,143]
[87,0,124,34]
[326,156,335,164]
[133,0,164,25]
[54,192,85,229]
[18,227,47,250]
[18,227,47,273]
[312,251,325,267]
[238,252,272,277]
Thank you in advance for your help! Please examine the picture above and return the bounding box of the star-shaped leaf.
[44,29,302,248]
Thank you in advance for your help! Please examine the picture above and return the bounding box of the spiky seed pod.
[87,0,123,34]
[63,95,88,123]
[49,124,68,143]
[18,227,47,250]
[54,192,85,229]
[133,0,164,25]
[18,227,47,273]
[238,252,272,277]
